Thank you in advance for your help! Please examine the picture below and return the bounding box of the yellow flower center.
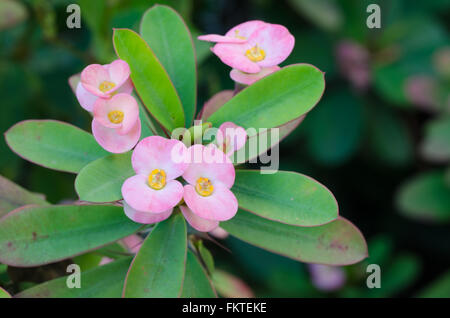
[195,177,214,197]
[245,44,265,62]
[107,110,124,124]
[148,169,167,190]
[99,81,116,93]
[234,29,247,40]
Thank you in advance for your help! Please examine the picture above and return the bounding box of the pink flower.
[92,93,141,153]
[308,264,346,292]
[199,20,295,74]
[121,136,188,223]
[76,60,133,112]
[215,122,247,156]
[230,65,280,85]
[123,200,173,224]
[182,144,238,222]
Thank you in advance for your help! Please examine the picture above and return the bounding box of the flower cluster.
[199,20,295,85]
[121,134,244,232]
[75,60,141,153]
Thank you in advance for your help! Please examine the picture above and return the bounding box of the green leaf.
[212,269,254,298]
[418,270,450,298]
[16,257,132,298]
[75,152,134,203]
[0,287,11,298]
[123,212,187,297]
[397,171,450,223]
[420,116,450,163]
[233,170,338,226]
[181,250,216,298]
[0,174,48,218]
[5,120,108,173]
[208,64,325,134]
[113,28,185,132]
[221,210,368,265]
[0,204,141,266]
[288,0,343,32]
[140,5,196,127]
[373,17,447,106]
[303,89,363,165]
[191,28,212,64]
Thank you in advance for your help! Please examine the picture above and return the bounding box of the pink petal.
[122,174,184,213]
[211,43,261,73]
[131,136,188,179]
[199,90,234,120]
[249,24,295,68]
[198,34,247,44]
[92,118,141,153]
[209,227,229,239]
[75,82,98,112]
[183,183,238,221]
[93,93,139,134]
[182,144,235,188]
[100,257,114,265]
[217,122,248,155]
[309,264,346,292]
[123,201,172,225]
[80,64,110,97]
[180,205,219,232]
[224,20,267,39]
[105,59,131,89]
[230,65,280,85]
[117,78,134,95]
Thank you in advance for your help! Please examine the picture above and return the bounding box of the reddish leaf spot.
[330,239,348,251]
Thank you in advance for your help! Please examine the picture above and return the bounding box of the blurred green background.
[0,0,449,297]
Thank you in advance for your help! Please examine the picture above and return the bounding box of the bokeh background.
[1,0,449,297]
